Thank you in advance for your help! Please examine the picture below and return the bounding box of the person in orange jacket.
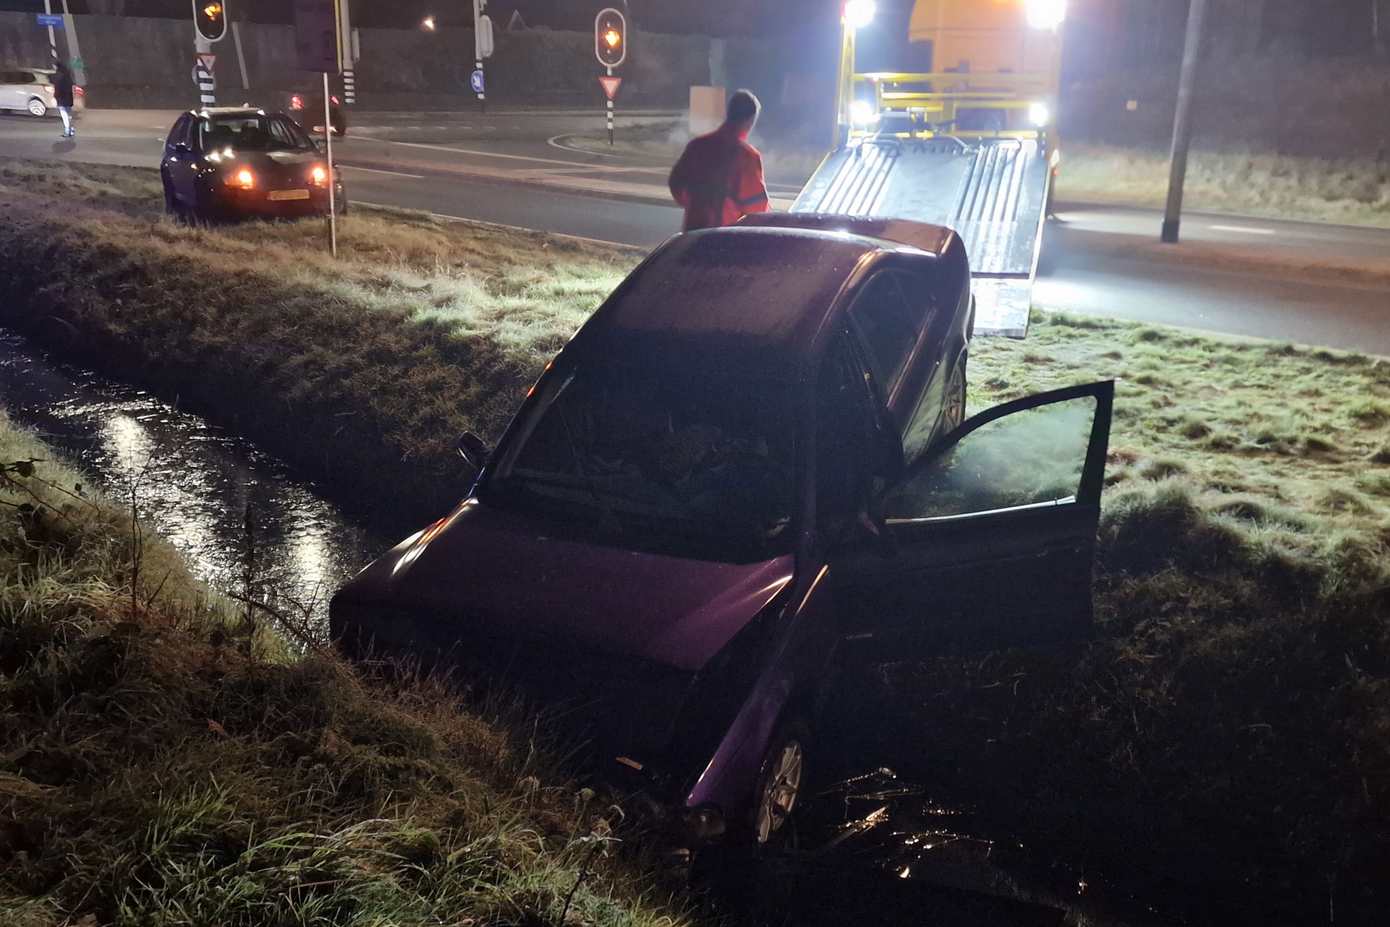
[668,89,771,232]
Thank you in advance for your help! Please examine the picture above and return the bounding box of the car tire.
[942,354,968,435]
[750,715,810,851]
[27,98,47,118]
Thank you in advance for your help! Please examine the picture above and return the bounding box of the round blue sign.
[470,69,485,94]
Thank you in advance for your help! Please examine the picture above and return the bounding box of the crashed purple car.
[330,215,1113,850]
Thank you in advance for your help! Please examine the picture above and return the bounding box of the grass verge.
[0,409,691,926]
[0,158,636,530]
[3,159,1389,921]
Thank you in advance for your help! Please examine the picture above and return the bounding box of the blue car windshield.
[484,362,798,563]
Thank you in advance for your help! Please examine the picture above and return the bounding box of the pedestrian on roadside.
[52,60,76,139]
[668,89,771,232]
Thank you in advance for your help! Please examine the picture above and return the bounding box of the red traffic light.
[594,8,627,68]
[193,0,228,43]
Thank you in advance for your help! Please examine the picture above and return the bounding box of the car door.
[0,71,26,110]
[831,381,1114,660]
[169,115,201,204]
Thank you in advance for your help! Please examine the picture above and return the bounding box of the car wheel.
[942,355,968,434]
[27,98,47,118]
[752,718,809,849]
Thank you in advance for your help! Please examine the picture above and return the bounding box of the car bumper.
[211,184,344,219]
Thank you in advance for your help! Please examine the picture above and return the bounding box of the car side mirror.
[457,432,491,472]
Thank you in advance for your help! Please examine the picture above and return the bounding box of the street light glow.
[421,15,436,31]
[845,0,877,30]
[1025,0,1067,30]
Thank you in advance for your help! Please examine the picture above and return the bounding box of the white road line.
[1210,224,1276,236]
[353,200,643,250]
[355,136,598,168]
[341,165,425,179]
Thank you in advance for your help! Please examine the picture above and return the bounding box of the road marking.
[341,165,425,179]
[354,200,644,250]
[354,136,600,168]
[1210,224,1276,236]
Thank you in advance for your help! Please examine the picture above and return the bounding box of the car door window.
[166,115,190,148]
[848,273,921,397]
[815,332,881,534]
[884,392,1100,522]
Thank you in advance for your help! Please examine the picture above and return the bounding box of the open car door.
[833,381,1114,660]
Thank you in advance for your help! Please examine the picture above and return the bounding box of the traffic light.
[594,8,627,68]
[194,0,228,43]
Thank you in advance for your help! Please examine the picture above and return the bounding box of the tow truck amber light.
[1026,0,1067,30]
[310,165,329,186]
[229,168,255,190]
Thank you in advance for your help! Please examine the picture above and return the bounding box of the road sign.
[36,13,63,28]
[470,69,486,95]
[293,0,341,73]
[477,14,495,59]
[197,53,217,74]
[599,75,622,101]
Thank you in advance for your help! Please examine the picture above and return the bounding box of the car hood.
[342,499,795,673]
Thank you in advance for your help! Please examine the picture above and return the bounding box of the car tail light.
[227,168,255,190]
[290,94,304,110]
[310,164,329,187]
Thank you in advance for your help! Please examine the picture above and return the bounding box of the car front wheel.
[942,354,968,434]
[752,719,809,848]
[28,98,47,117]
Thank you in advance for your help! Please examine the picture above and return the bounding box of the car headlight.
[1028,101,1052,127]
[1026,0,1067,30]
[227,168,255,190]
[310,164,329,186]
[851,99,880,127]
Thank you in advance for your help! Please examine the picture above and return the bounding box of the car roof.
[191,107,274,118]
[572,225,954,381]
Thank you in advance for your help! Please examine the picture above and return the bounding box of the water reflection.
[0,331,386,625]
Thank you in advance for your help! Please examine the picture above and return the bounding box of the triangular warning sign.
[599,75,622,101]
[196,53,217,74]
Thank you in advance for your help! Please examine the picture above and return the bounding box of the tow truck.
[795,0,1068,337]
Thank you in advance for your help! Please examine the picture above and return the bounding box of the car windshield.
[484,361,798,564]
[200,115,313,152]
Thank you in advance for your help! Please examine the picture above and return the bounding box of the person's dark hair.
[726,89,761,127]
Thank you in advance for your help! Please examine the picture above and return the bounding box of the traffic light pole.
[606,65,614,145]
[473,0,485,113]
[339,0,355,104]
[195,32,215,107]
[1161,0,1209,244]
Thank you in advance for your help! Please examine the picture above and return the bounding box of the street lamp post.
[1162,0,1209,244]
[836,0,876,148]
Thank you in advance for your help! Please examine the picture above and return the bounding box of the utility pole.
[42,0,58,64]
[473,0,486,112]
[1161,0,1208,244]
[59,0,85,83]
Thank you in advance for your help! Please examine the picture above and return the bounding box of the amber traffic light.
[194,0,228,43]
[595,8,627,68]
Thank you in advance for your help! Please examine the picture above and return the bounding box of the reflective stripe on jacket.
[668,123,770,231]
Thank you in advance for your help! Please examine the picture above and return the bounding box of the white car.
[0,67,85,118]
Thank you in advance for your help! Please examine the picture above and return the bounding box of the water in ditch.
[0,329,391,624]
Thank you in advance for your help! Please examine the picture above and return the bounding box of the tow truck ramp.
[793,136,1051,338]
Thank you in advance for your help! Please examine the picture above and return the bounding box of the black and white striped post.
[338,0,356,104]
[342,68,356,104]
[606,65,614,145]
[194,40,216,107]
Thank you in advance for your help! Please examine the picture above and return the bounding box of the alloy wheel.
[28,98,47,117]
[754,738,804,845]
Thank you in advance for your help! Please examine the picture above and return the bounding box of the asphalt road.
[4,107,1389,355]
